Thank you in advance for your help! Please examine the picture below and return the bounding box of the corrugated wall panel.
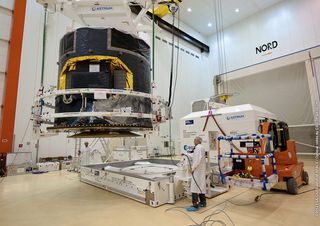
[0,0,14,10]
[0,0,13,129]
[0,8,13,40]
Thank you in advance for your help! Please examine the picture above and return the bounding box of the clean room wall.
[150,28,212,154]
[162,13,208,44]
[13,1,77,160]
[12,1,47,160]
[0,0,14,129]
[207,0,320,75]
[206,0,320,154]
[13,1,211,160]
[228,63,314,125]
[227,63,315,153]
[314,58,320,103]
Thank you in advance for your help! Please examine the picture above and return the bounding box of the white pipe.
[295,141,317,148]
[288,124,315,128]
[41,111,153,119]
[297,152,317,156]
[40,88,154,99]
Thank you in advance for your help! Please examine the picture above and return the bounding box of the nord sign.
[256,41,278,54]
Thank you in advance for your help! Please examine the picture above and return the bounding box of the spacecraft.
[32,28,167,138]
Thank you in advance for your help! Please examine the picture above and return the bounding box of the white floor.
[0,157,319,226]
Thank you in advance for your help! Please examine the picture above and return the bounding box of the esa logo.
[185,120,194,125]
[226,115,244,120]
[92,6,113,11]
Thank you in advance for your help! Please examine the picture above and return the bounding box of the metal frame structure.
[32,87,168,136]
[217,134,279,191]
[129,4,210,53]
[36,0,209,53]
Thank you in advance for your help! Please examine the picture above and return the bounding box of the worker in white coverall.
[79,142,92,166]
[183,136,207,212]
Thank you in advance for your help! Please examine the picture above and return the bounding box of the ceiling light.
[187,8,192,12]
[235,8,240,13]
[208,23,212,27]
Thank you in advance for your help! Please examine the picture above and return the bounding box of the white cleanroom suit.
[185,144,207,194]
[80,146,92,166]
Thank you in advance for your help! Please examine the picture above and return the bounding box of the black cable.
[168,109,177,166]
[152,1,155,82]
[167,12,176,107]
[166,202,233,226]
[169,9,180,108]
[296,188,317,195]
[226,188,318,207]
[198,189,251,214]
[166,208,200,225]
[227,199,257,207]
[167,11,180,165]
[167,187,316,226]
[253,188,317,202]
[166,9,181,165]
[166,207,225,226]
[217,0,228,94]
[184,152,203,194]
[40,4,48,86]
[200,204,234,226]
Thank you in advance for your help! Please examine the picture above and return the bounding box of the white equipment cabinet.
[180,104,277,163]
[36,162,60,172]
[180,104,277,197]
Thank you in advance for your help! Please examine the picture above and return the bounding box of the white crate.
[36,162,60,172]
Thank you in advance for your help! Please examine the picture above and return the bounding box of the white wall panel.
[0,8,12,41]
[162,14,208,44]
[206,0,319,153]
[228,63,313,125]
[13,0,44,160]
[149,29,211,144]
[0,1,13,129]
[207,0,320,75]
[227,63,315,153]
[0,41,9,72]
[0,0,14,10]
[314,57,320,105]
[0,72,5,107]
